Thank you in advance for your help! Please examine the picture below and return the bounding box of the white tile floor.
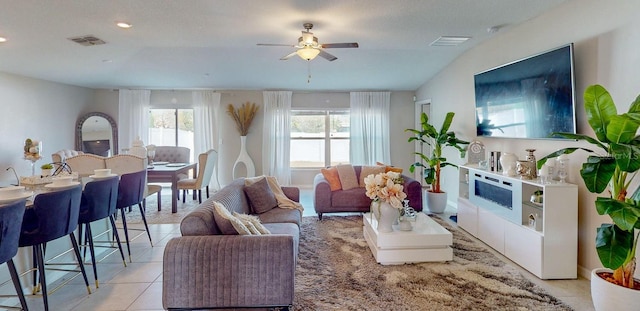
[0,188,593,311]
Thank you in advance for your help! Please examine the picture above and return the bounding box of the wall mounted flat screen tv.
[474,44,576,139]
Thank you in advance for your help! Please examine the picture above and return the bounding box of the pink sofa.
[313,165,422,220]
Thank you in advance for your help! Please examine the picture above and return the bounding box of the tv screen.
[474,44,576,139]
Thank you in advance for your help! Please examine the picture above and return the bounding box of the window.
[290,109,349,168]
[148,109,194,159]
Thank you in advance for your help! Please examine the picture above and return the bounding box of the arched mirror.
[75,112,118,156]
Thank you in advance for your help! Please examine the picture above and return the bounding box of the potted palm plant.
[406,112,469,213]
[536,85,640,310]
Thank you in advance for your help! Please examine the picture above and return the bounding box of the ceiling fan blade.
[318,50,337,61]
[257,43,296,47]
[280,51,298,60]
[321,42,359,49]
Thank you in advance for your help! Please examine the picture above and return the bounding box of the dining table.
[146,162,197,213]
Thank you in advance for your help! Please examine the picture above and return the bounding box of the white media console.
[457,164,578,279]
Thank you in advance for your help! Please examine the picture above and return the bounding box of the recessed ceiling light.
[116,22,132,29]
[430,36,471,47]
[0,37,7,43]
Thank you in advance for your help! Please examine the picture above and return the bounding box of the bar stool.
[0,199,29,311]
[78,176,125,288]
[116,170,152,261]
[18,186,91,311]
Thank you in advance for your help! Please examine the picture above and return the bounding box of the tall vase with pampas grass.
[227,102,258,178]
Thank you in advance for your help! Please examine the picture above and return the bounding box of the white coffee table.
[363,212,453,265]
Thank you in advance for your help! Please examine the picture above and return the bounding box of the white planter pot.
[425,191,447,214]
[591,268,640,311]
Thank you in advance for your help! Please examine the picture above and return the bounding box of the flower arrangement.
[226,102,258,136]
[23,138,42,161]
[364,171,407,209]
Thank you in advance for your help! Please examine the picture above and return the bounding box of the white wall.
[0,72,94,184]
[416,0,640,279]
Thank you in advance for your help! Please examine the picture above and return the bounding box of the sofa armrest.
[281,186,300,202]
[402,174,423,211]
[313,173,332,213]
[163,235,295,310]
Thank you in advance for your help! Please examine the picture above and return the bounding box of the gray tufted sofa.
[162,178,301,310]
[152,146,190,163]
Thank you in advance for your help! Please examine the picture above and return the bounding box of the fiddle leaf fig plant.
[405,112,469,193]
[537,84,640,289]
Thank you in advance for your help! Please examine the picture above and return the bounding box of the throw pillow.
[336,164,359,190]
[320,166,342,191]
[234,212,271,235]
[359,165,386,187]
[243,177,278,214]
[232,212,261,235]
[376,161,404,174]
[212,201,251,235]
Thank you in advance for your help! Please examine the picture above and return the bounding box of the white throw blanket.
[245,176,304,212]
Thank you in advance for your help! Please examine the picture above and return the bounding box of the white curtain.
[349,91,391,165]
[193,91,221,155]
[263,91,292,185]
[192,90,221,189]
[118,89,150,152]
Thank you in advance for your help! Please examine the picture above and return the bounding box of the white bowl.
[51,176,73,186]
[94,168,112,177]
[0,186,25,197]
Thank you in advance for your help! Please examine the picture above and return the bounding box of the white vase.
[591,268,640,311]
[499,152,518,176]
[371,201,397,233]
[232,136,256,179]
[425,190,448,214]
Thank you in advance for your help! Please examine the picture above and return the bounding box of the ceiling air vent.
[430,36,471,47]
[68,35,106,46]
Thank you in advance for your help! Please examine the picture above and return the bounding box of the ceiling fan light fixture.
[297,46,320,60]
[301,32,316,45]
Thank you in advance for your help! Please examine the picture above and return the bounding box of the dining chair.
[0,199,29,311]
[65,153,106,177]
[144,184,162,211]
[18,185,91,311]
[115,170,152,261]
[51,149,84,174]
[177,149,218,203]
[78,176,125,288]
[105,154,148,212]
[104,154,146,176]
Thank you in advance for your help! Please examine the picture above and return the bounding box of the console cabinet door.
[477,208,505,254]
[457,198,478,237]
[504,221,543,278]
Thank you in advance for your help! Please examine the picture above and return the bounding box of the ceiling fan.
[257,23,358,61]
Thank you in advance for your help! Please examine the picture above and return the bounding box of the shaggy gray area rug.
[294,215,573,311]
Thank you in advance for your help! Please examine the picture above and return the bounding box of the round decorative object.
[499,152,518,176]
[467,140,485,164]
[516,160,533,179]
